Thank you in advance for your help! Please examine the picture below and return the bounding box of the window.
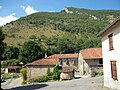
[108,33,114,50]
[110,61,117,80]
[99,59,103,64]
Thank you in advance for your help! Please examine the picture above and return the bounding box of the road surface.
[1,76,112,90]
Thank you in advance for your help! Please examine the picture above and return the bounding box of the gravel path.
[1,76,112,90]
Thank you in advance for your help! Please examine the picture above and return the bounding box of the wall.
[102,22,120,89]
[78,53,84,75]
[27,65,54,81]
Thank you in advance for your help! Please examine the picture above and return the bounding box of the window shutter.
[72,60,76,65]
[110,61,117,80]
[66,60,69,65]
[108,33,114,50]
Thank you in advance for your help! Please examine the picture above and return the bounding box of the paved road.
[1,77,22,90]
[1,76,112,90]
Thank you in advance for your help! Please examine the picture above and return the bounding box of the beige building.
[78,48,103,76]
[26,58,59,81]
[98,17,120,89]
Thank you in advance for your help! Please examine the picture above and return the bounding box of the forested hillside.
[2,7,120,55]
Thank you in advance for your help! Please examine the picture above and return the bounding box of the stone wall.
[27,65,54,81]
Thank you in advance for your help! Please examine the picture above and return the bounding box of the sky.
[0,0,120,26]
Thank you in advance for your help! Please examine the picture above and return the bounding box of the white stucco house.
[98,17,120,90]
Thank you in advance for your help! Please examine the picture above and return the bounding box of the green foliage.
[53,65,60,80]
[47,68,51,76]
[98,70,104,76]
[91,70,103,77]
[32,76,49,83]
[19,41,43,64]
[3,46,19,60]
[2,7,120,54]
[20,68,27,81]
[2,73,11,80]
[0,27,5,57]
[1,59,20,68]
[29,35,37,39]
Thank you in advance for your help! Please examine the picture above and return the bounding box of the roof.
[62,66,74,73]
[7,66,21,69]
[98,16,120,37]
[47,53,78,59]
[26,58,59,66]
[80,48,102,60]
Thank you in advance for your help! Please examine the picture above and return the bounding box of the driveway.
[2,76,112,90]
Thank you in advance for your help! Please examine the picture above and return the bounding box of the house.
[78,48,103,76]
[60,66,74,80]
[5,66,21,73]
[47,54,78,69]
[26,58,59,81]
[98,17,120,89]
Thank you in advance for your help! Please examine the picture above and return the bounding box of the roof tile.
[80,48,102,59]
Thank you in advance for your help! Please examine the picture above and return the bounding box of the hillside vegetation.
[2,7,120,54]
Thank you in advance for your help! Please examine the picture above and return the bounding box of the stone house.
[26,58,59,81]
[98,17,120,89]
[47,54,78,69]
[78,48,103,76]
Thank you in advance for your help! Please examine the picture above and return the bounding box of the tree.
[3,46,19,60]
[19,41,43,64]
[0,27,5,57]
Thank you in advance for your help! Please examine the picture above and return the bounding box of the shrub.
[32,76,49,83]
[22,80,27,85]
[53,66,60,80]
[47,68,51,76]
[2,73,12,80]
[98,70,104,76]
[20,68,27,81]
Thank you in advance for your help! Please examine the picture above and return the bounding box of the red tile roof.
[7,66,21,69]
[26,58,59,66]
[47,54,78,59]
[80,48,102,59]
[62,66,74,73]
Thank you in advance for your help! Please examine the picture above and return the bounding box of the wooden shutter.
[72,60,76,65]
[60,60,63,65]
[110,61,117,80]
[108,33,114,50]
[66,60,69,65]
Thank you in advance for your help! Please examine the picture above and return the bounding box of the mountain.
[1,7,120,53]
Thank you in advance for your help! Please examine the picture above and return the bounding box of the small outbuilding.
[26,58,59,81]
[5,66,21,73]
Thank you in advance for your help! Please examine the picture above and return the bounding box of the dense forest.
[1,7,120,66]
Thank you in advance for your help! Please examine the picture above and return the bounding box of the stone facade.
[27,65,55,81]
